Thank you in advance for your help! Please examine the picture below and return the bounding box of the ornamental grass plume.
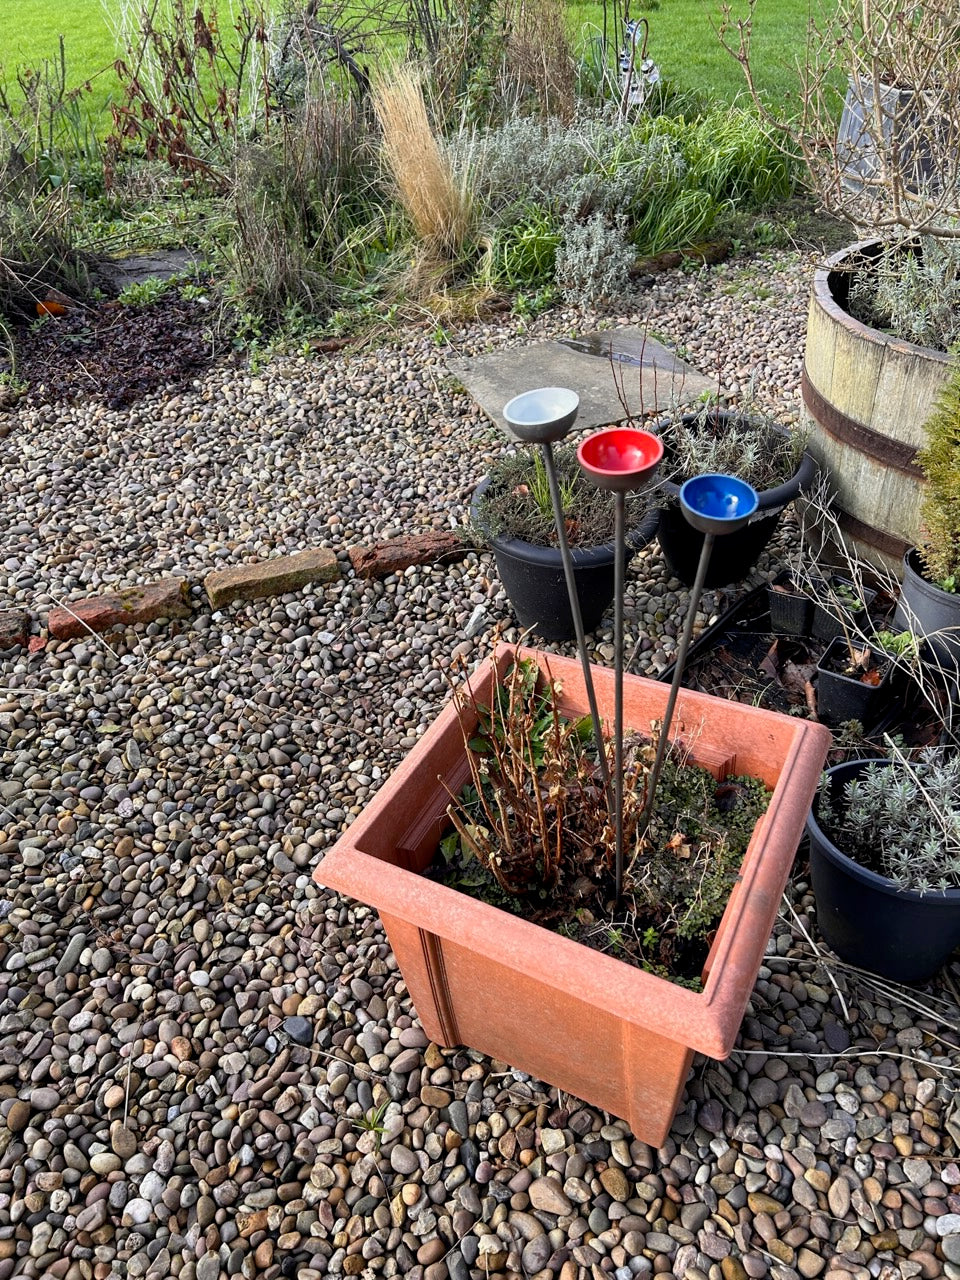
[371,63,475,279]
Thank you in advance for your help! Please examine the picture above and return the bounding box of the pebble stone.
[0,248,957,1280]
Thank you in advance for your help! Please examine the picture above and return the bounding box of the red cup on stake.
[576,428,664,902]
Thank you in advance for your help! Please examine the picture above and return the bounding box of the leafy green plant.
[491,203,561,290]
[816,749,960,893]
[915,359,960,589]
[352,1099,392,1146]
[874,630,919,659]
[117,276,172,306]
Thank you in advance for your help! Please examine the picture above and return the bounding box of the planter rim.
[902,545,956,598]
[813,239,953,365]
[654,412,818,515]
[807,757,960,903]
[317,645,831,1060]
[471,475,660,567]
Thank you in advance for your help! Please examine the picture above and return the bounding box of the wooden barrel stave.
[802,240,951,574]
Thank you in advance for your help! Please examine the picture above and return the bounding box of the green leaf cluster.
[916,358,960,587]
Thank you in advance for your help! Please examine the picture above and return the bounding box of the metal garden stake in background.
[502,388,612,797]
[576,427,665,902]
[636,473,760,845]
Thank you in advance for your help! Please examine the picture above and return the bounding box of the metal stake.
[636,530,716,846]
[613,489,627,901]
[540,443,612,799]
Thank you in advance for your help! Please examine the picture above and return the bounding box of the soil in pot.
[661,583,947,746]
[430,683,771,990]
[655,408,816,588]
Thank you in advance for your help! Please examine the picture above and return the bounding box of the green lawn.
[0,1,121,103]
[566,0,814,109]
[1,0,811,126]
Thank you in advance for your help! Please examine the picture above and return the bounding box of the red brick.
[47,578,191,640]
[204,548,340,609]
[348,532,468,579]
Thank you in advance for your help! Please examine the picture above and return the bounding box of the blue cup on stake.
[637,473,760,852]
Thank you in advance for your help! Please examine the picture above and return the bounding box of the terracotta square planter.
[314,647,830,1145]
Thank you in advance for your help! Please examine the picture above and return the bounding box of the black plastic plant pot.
[655,417,817,588]
[893,547,960,671]
[814,636,891,728]
[767,576,812,636]
[810,577,877,644]
[472,478,660,642]
[807,759,960,983]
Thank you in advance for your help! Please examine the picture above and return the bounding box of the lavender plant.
[816,749,960,893]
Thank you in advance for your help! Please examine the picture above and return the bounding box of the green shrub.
[451,103,795,305]
[228,84,378,324]
[916,358,960,588]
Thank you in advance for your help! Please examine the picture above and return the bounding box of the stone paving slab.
[448,327,716,439]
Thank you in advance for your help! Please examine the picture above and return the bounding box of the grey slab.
[448,327,715,439]
[100,249,199,290]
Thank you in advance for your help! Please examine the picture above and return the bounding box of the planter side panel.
[380,912,694,1147]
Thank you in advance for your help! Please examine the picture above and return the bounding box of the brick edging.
[2,533,474,654]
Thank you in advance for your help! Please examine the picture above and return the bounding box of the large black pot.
[656,412,818,588]
[472,478,660,641]
[893,547,960,671]
[807,759,960,983]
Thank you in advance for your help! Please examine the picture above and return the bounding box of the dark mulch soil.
[10,292,232,411]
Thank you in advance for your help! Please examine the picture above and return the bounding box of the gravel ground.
[2,248,960,1280]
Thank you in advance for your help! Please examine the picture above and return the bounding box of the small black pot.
[807,759,960,982]
[767,576,812,636]
[655,412,818,588]
[814,636,891,728]
[810,577,877,644]
[472,478,660,641]
[893,547,960,670]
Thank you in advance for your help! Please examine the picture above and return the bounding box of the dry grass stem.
[372,64,474,271]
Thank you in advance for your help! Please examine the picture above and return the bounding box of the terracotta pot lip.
[654,413,817,512]
[317,644,832,1059]
[813,239,952,364]
[808,757,960,902]
[471,475,660,565]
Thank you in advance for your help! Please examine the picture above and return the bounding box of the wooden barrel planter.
[801,240,951,575]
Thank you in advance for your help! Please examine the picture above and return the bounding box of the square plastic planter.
[815,636,892,728]
[314,647,831,1146]
[810,577,877,644]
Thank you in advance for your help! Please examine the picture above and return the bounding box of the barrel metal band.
[836,507,910,562]
[801,368,922,478]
